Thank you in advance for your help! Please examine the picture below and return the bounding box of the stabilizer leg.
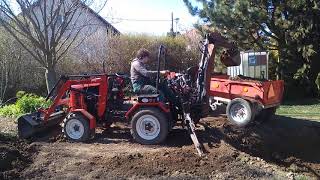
[184,113,204,157]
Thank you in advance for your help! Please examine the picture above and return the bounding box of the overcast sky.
[100,0,200,35]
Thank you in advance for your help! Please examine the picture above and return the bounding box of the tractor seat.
[137,94,161,103]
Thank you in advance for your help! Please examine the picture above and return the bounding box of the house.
[26,0,120,65]
[29,0,119,37]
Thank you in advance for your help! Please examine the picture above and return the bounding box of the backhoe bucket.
[18,111,65,139]
[220,49,241,67]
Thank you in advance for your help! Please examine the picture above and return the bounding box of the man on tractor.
[130,48,177,104]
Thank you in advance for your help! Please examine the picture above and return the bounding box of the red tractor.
[18,33,242,156]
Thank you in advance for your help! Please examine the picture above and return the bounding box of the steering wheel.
[115,73,130,80]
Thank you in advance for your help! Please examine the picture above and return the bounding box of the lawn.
[276,99,320,120]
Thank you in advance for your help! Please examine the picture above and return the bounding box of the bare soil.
[0,134,35,179]
[1,114,320,179]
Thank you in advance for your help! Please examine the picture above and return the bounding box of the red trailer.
[209,74,284,127]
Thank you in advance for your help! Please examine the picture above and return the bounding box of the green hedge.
[101,34,201,74]
[0,93,51,118]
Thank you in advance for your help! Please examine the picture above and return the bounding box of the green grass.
[276,98,320,120]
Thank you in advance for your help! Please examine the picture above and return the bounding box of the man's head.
[136,48,150,63]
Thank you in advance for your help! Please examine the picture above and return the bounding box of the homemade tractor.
[18,32,267,156]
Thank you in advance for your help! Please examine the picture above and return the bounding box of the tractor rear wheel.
[131,108,169,145]
[226,98,253,127]
[62,113,91,142]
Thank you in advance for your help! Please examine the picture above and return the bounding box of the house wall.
[28,0,118,65]
[30,0,117,41]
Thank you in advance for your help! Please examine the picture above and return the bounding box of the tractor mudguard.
[125,102,170,119]
[71,109,97,129]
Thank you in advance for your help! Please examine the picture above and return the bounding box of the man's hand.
[160,70,170,75]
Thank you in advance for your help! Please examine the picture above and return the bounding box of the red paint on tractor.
[72,109,96,129]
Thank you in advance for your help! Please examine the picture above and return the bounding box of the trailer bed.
[209,75,284,108]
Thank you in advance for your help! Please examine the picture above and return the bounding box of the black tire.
[131,108,169,145]
[226,98,253,127]
[62,113,91,142]
[255,107,277,122]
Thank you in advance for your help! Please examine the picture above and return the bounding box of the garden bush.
[0,93,51,118]
[0,104,21,118]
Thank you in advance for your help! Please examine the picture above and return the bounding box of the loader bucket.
[18,111,65,139]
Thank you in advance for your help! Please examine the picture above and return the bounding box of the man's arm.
[133,61,157,77]
[133,61,169,77]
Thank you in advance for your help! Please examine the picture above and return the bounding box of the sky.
[6,0,200,35]
[100,0,200,35]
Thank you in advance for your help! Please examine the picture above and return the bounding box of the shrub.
[16,91,26,98]
[0,104,22,118]
[66,34,205,75]
[15,94,51,113]
[105,34,201,74]
[0,93,51,118]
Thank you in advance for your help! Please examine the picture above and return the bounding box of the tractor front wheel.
[131,108,169,145]
[62,113,91,142]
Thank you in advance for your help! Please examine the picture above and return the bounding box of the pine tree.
[184,0,320,97]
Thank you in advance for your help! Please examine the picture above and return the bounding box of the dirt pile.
[93,143,275,179]
[229,75,268,82]
[206,115,320,178]
[19,117,317,180]
[0,134,37,180]
[1,115,320,179]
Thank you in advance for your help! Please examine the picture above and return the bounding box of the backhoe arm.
[197,32,240,106]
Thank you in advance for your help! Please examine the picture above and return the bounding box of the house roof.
[20,0,120,34]
[79,2,120,35]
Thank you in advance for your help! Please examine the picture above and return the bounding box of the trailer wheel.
[63,113,91,142]
[131,108,169,145]
[226,98,253,127]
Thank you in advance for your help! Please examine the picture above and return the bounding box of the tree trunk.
[45,66,57,93]
[310,51,320,84]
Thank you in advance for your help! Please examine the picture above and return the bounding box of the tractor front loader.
[18,73,128,141]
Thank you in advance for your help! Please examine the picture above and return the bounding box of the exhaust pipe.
[18,111,65,139]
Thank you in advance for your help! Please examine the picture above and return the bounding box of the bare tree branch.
[0,0,109,91]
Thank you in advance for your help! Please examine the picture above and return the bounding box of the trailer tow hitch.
[184,113,204,157]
